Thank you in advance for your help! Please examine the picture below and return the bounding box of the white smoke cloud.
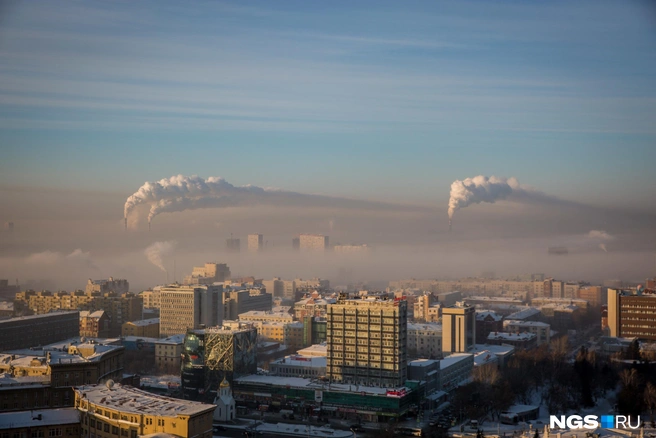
[25,248,97,269]
[448,175,524,220]
[586,229,614,252]
[125,174,429,226]
[144,241,176,272]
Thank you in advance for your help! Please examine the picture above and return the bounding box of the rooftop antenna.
[173,259,176,283]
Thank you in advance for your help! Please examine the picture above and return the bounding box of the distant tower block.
[226,236,241,253]
[248,234,264,252]
[4,222,14,233]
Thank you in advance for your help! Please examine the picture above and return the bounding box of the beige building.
[75,383,215,438]
[441,302,476,354]
[159,284,223,337]
[121,318,160,338]
[426,305,442,323]
[413,294,431,321]
[326,296,408,387]
[238,308,294,324]
[503,320,551,345]
[299,234,329,252]
[408,323,443,359]
[184,262,231,285]
[248,233,264,252]
[141,288,161,309]
[155,334,185,374]
[15,290,142,337]
[80,310,110,338]
[579,286,603,307]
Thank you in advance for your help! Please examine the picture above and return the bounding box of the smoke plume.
[144,241,176,272]
[125,174,429,226]
[587,229,614,252]
[448,175,524,220]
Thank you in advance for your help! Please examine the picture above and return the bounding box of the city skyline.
[1,1,655,290]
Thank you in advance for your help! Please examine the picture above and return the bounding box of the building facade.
[407,323,443,359]
[181,322,258,402]
[223,289,272,321]
[441,303,476,354]
[85,277,129,295]
[159,284,223,337]
[80,310,110,338]
[184,263,231,285]
[0,311,79,351]
[154,334,185,374]
[248,234,264,252]
[121,318,160,338]
[75,383,215,438]
[326,296,408,387]
[607,288,656,340]
[299,234,329,251]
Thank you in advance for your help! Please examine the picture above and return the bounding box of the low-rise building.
[439,353,474,391]
[475,310,504,342]
[487,331,537,350]
[238,308,293,324]
[121,318,160,338]
[74,383,215,438]
[269,355,327,377]
[154,334,185,374]
[0,311,79,351]
[80,310,110,338]
[408,359,441,396]
[503,320,551,345]
[470,344,515,367]
[0,408,80,437]
[407,323,443,359]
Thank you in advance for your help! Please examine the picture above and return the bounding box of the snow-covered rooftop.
[0,408,79,428]
[505,307,541,320]
[125,318,159,326]
[470,343,515,356]
[504,319,549,328]
[407,323,443,332]
[440,353,473,369]
[234,374,408,396]
[155,334,185,345]
[271,355,326,367]
[488,332,536,341]
[297,344,327,357]
[409,359,439,368]
[76,383,214,417]
[474,350,498,366]
[475,310,503,321]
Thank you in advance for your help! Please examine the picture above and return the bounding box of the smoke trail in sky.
[144,241,176,272]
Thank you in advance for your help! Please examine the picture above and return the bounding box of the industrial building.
[158,284,223,337]
[181,322,257,401]
[326,295,408,387]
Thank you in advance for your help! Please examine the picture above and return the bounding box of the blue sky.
[1,0,655,208]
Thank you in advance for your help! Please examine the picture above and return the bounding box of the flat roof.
[504,320,550,328]
[470,343,515,356]
[125,318,160,326]
[271,355,326,367]
[440,353,473,369]
[76,383,215,417]
[0,310,79,324]
[407,323,443,332]
[235,374,408,396]
[0,408,79,428]
[409,359,439,368]
[488,332,536,341]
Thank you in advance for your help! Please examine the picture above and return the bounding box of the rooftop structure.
[0,310,80,351]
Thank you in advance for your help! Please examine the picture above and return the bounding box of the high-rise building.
[181,322,257,401]
[326,295,408,387]
[248,233,264,252]
[413,293,432,321]
[441,302,476,354]
[226,237,241,253]
[299,234,329,252]
[159,284,223,337]
[184,263,231,285]
[607,288,656,340]
[141,288,161,309]
[262,278,284,297]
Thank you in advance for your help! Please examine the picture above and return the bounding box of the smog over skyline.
[1,1,656,292]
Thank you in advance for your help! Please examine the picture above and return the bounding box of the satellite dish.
[106,380,115,390]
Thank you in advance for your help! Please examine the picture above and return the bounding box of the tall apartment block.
[248,234,264,252]
[299,234,329,252]
[326,296,408,387]
[607,288,656,340]
[442,302,476,354]
[226,237,241,253]
[159,284,223,337]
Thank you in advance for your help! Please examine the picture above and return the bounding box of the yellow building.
[75,382,215,438]
[121,318,160,338]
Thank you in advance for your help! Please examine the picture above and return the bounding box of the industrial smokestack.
[124,217,127,230]
[449,219,452,233]
[148,221,151,232]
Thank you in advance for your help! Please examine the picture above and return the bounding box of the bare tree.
[644,382,656,423]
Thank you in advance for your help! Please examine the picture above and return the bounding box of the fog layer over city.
[1,179,655,291]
